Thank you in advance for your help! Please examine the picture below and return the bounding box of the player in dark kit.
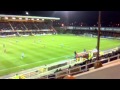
[21,53,25,59]
[74,51,77,58]
[84,49,86,52]
[3,44,5,48]
[4,48,6,53]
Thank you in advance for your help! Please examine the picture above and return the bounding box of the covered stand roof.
[0,14,60,21]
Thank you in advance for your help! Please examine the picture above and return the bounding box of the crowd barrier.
[55,54,120,79]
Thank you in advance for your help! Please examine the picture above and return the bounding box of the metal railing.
[54,54,120,79]
[25,53,120,79]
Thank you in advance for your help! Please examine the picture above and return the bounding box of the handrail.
[55,54,120,79]
[24,54,120,79]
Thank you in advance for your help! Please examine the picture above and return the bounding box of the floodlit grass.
[0,34,119,76]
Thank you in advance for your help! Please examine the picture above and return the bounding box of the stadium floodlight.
[25,18,28,20]
[42,19,44,21]
[37,19,39,20]
[12,17,16,19]
[19,18,22,20]
[54,11,75,15]
[5,17,8,19]
[25,11,29,15]
[61,24,64,27]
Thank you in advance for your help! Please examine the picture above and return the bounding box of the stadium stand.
[10,22,26,30]
[0,15,120,79]
[0,15,60,36]
[23,22,38,30]
[0,22,12,30]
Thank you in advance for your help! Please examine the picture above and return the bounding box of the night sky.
[0,11,120,26]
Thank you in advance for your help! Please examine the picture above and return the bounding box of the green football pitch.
[0,34,119,76]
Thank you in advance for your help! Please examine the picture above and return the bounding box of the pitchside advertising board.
[66,26,120,32]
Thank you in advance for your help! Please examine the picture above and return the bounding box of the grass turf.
[0,34,119,76]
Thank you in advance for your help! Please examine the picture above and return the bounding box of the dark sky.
[0,11,120,26]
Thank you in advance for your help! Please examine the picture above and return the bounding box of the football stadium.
[0,13,120,79]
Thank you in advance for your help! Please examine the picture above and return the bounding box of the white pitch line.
[0,54,73,72]
[0,40,75,72]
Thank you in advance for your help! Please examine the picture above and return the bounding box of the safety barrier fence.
[38,54,120,79]
[54,54,120,79]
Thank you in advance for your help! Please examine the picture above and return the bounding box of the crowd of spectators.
[0,22,52,31]
[35,22,52,29]
[0,22,12,30]
[23,22,38,30]
[10,22,26,30]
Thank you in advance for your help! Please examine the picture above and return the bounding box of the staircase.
[51,26,57,34]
